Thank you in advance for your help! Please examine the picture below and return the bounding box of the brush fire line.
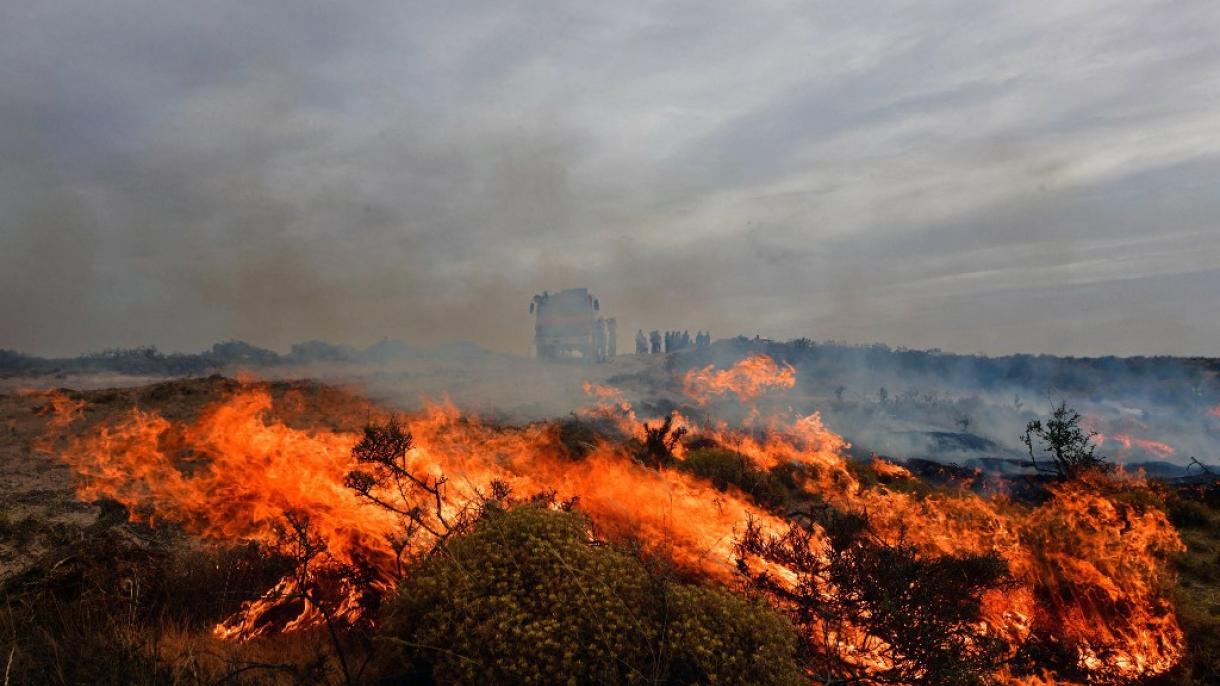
[36,355,1185,684]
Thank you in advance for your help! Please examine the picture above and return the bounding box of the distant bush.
[290,340,357,363]
[1022,401,1112,479]
[378,504,803,685]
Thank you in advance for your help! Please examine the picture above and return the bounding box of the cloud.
[1,0,1218,357]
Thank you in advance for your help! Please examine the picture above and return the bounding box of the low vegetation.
[735,509,1010,686]
[2,394,1218,685]
[380,504,803,685]
[675,446,791,510]
[1157,481,1220,685]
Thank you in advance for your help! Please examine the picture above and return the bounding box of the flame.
[39,356,1186,682]
[1084,414,1176,461]
[870,456,913,479]
[24,388,86,453]
[1095,432,1176,460]
[50,386,788,639]
[24,388,86,430]
[682,353,796,405]
[579,381,639,432]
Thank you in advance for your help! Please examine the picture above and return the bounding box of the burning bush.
[637,412,687,469]
[344,417,476,578]
[735,508,1010,686]
[377,504,804,685]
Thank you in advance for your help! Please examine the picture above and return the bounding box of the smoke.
[3,1,1220,357]
[660,340,1220,469]
[4,332,1217,468]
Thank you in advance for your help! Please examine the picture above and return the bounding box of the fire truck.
[529,288,615,361]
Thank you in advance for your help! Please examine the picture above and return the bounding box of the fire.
[1095,432,1176,460]
[682,353,796,404]
[24,388,86,429]
[580,381,637,427]
[688,402,1183,680]
[870,456,912,479]
[1083,413,1176,461]
[50,386,788,639]
[39,355,1186,683]
[25,388,87,453]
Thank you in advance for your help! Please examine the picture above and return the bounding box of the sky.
[2,1,1219,358]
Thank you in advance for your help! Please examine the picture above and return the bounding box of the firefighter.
[592,318,606,362]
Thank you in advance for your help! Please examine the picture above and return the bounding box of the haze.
[3,1,1219,358]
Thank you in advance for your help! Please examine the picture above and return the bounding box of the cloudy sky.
[2,1,1218,357]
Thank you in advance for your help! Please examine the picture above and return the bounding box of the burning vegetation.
[2,355,1216,685]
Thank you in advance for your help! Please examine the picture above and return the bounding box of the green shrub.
[663,584,805,685]
[677,448,788,510]
[378,505,803,685]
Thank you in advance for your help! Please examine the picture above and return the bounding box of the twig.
[1187,457,1215,476]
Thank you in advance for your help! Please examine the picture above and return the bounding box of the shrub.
[677,447,788,510]
[638,414,686,469]
[378,505,803,685]
[1022,401,1111,479]
[736,508,1010,686]
[555,416,624,460]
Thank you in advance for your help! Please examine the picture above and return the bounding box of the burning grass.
[2,357,1210,685]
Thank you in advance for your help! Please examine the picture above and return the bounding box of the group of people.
[634,329,711,354]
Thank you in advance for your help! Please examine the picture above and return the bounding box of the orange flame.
[682,354,796,405]
[870,456,913,479]
[51,387,788,639]
[39,358,1185,682]
[25,388,86,453]
[1096,432,1176,460]
[24,388,86,430]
